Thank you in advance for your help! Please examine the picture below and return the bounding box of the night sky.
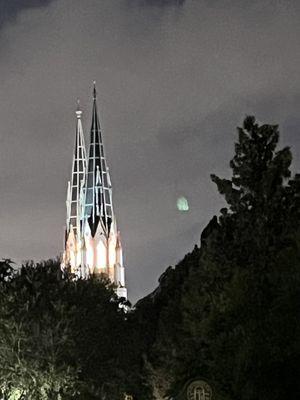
[0,0,299,302]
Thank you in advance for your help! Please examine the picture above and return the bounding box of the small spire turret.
[76,99,82,117]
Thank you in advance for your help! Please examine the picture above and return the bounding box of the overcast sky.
[0,0,299,302]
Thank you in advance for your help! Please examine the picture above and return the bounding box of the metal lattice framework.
[66,102,87,237]
[84,84,114,237]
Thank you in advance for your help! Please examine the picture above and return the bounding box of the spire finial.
[75,98,82,118]
[93,81,97,100]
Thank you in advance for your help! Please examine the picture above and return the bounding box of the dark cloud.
[127,0,185,7]
[144,0,185,5]
[0,0,55,29]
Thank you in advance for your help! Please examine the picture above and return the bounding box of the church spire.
[63,84,127,298]
[66,100,87,237]
[84,83,114,237]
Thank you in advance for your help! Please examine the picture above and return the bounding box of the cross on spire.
[93,81,97,99]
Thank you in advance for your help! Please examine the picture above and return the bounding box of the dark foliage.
[133,116,300,399]
[0,260,150,399]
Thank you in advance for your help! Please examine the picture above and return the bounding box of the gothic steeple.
[66,101,87,237]
[84,83,113,237]
[63,84,127,298]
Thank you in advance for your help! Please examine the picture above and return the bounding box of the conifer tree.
[180,116,300,400]
[139,116,300,400]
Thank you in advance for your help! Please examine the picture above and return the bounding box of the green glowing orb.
[177,196,189,211]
